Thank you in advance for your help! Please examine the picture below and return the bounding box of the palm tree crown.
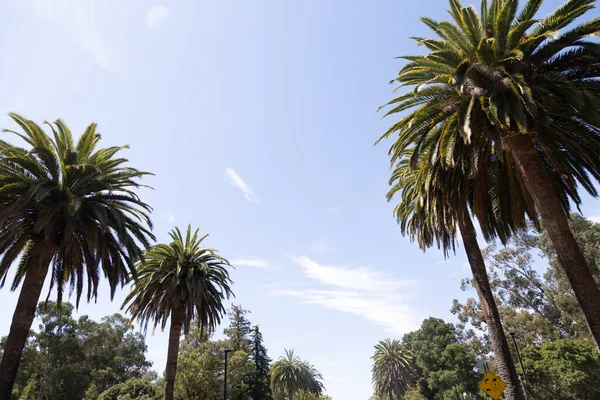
[0,113,154,304]
[372,339,413,400]
[271,349,324,400]
[380,0,600,198]
[123,225,233,335]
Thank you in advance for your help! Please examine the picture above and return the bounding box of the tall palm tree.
[371,339,413,400]
[0,114,154,399]
[379,0,600,350]
[123,226,233,400]
[270,349,324,400]
[387,146,529,400]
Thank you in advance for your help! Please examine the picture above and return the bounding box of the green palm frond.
[0,114,154,306]
[371,339,414,399]
[379,0,600,250]
[270,349,325,398]
[123,225,233,335]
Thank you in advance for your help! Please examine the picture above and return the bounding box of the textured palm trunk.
[505,134,600,350]
[287,386,294,400]
[0,247,52,400]
[457,209,525,400]
[163,306,184,400]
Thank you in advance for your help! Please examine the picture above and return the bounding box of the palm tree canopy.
[123,225,233,335]
[0,113,154,305]
[371,339,413,398]
[379,0,600,218]
[271,349,325,396]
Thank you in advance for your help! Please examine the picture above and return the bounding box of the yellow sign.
[478,371,506,400]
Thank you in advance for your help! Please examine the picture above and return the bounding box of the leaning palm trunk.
[0,248,52,400]
[164,306,185,400]
[457,208,525,400]
[505,134,600,350]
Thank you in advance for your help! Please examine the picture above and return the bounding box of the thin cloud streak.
[231,257,278,272]
[275,257,422,334]
[225,167,259,203]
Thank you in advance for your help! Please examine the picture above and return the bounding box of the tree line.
[1,302,330,400]
[371,216,600,400]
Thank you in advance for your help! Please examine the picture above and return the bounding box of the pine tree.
[224,305,253,352]
[248,326,272,400]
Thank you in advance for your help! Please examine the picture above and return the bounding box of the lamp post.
[223,349,233,400]
[509,332,531,399]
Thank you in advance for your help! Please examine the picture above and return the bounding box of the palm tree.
[123,226,233,400]
[386,144,533,399]
[379,0,600,350]
[371,339,413,400]
[270,349,324,400]
[0,114,154,399]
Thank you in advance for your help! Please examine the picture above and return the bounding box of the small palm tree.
[271,349,324,400]
[372,339,413,400]
[0,114,154,398]
[380,0,600,350]
[123,226,233,400]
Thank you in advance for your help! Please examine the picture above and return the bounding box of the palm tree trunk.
[505,134,600,350]
[457,209,525,400]
[287,386,294,400]
[163,306,185,400]
[0,247,52,400]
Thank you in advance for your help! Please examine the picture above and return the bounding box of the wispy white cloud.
[225,167,259,203]
[274,257,421,334]
[231,257,278,272]
[291,256,418,292]
[147,6,172,28]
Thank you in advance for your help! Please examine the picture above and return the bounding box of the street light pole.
[224,349,233,400]
[509,332,531,399]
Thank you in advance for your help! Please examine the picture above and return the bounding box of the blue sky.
[1,1,600,399]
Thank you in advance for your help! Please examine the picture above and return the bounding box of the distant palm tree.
[372,339,413,400]
[379,0,600,351]
[123,226,233,400]
[0,114,154,399]
[271,349,324,400]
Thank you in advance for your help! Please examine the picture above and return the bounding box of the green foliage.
[248,326,272,400]
[453,215,600,348]
[98,378,161,400]
[6,302,152,400]
[371,339,413,399]
[123,225,234,335]
[173,331,224,400]
[401,318,479,399]
[270,349,324,399]
[0,113,154,305]
[521,339,600,400]
[224,305,253,352]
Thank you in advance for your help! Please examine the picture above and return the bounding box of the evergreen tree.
[224,305,253,352]
[248,326,272,400]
